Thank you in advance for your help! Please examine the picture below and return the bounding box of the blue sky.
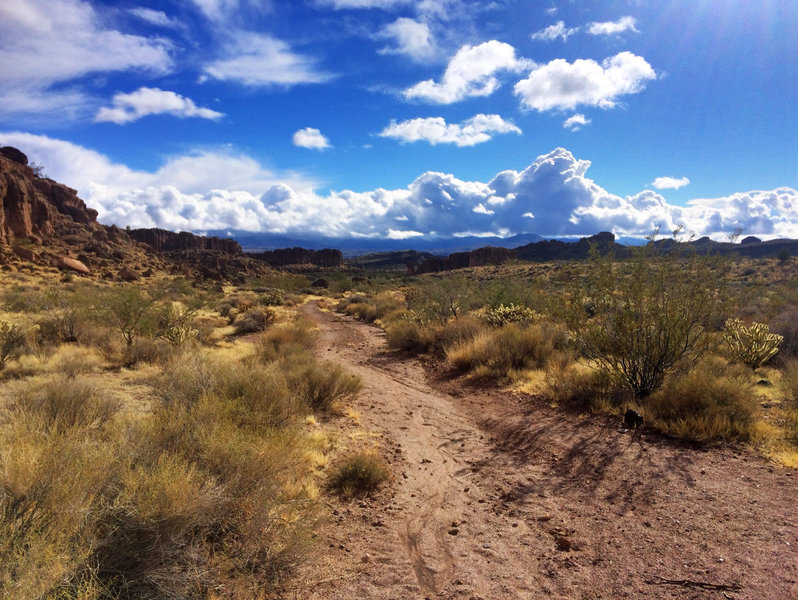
[1,0,796,242]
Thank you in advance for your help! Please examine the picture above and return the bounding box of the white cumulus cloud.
[202,33,334,86]
[379,114,521,146]
[531,21,578,42]
[514,52,656,111]
[95,88,224,124]
[129,7,182,28]
[404,40,532,103]
[293,127,331,149]
[652,176,690,190]
[587,16,639,36]
[378,18,435,60]
[3,131,796,241]
[563,114,591,130]
[0,0,171,118]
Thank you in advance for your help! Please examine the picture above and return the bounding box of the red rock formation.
[251,247,344,267]
[408,246,515,274]
[0,148,100,245]
[128,228,242,255]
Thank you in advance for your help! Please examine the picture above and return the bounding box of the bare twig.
[646,575,742,592]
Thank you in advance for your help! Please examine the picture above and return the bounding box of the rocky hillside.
[0,147,265,283]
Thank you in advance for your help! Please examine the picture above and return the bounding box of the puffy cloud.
[0,0,171,117]
[2,131,796,241]
[652,176,690,190]
[379,114,521,146]
[293,127,331,149]
[531,21,578,42]
[587,16,639,36]
[95,87,224,124]
[202,33,334,86]
[129,7,182,28]
[563,113,590,130]
[514,52,656,111]
[378,18,435,60]
[404,41,532,103]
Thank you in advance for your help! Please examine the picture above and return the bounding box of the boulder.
[0,146,28,166]
[12,245,36,261]
[56,256,91,275]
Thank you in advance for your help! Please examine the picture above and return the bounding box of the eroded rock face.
[251,247,344,267]
[128,228,242,255]
[408,246,516,274]
[0,150,100,244]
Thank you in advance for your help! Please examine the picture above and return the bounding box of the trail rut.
[298,302,797,600]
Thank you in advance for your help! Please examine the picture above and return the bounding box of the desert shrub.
[11,376,119,435]
[447,322,565,380]
[385,318,435,353]
[481,303,540,327]
[770,309,798,363]
[281,357,362,412]
[429,315,484,355]
[723,318,783,368]
[405,276,477,324]
[0,321,28,371]
[559,244,721,398]
[54,347,103,378]
[326,451,389,497]
[233,307,276,335]
[257,320,318,362]
[542,362,615,410]
[645,358,757,441]
[259,288,286,306]
[160,322,199,346]
[1,285,48,312]
[345,301,378,323]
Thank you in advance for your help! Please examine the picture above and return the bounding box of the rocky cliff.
[408,246,516,275]
[251,247,344,267]
[129,228,242,255]
[0,146,100,244]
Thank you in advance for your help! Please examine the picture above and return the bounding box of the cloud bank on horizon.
[3,131,795,242]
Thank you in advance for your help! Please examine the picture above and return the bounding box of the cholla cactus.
[482,304,540,327]
[161,324,198,346]
[0,320,28,369]
[723,318,783,369]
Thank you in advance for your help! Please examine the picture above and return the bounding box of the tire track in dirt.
[302,302,540,599]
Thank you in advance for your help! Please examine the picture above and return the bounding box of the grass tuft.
[326,451,389,497]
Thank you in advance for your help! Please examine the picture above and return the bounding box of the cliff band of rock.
[129,228,242,255]
[251,247,344,267]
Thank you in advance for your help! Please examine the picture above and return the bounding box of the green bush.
[559,245,720,399]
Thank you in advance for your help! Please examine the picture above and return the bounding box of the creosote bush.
[560,244,721,399]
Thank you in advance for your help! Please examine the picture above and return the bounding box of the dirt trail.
[299,302,797,600]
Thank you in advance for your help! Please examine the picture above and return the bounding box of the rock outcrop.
[251,247,344,267]
[0,147,100,245]
[128,228,242,255]
[408,246,516,275]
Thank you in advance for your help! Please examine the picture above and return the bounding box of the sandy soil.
[295,302,797,600]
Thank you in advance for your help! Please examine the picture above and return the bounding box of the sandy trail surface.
[297,302,797,600]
